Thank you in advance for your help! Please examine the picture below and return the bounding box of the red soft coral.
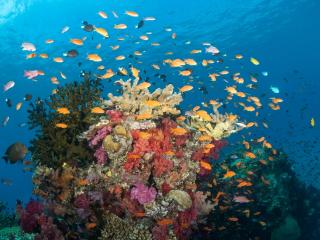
[209,140,228,160]
[106,110,123,123]
[153,156,173,177]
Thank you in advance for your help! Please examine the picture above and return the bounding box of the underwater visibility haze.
[0,0,320,239]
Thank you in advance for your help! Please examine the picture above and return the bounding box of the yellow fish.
[311,117,315,127]
[131,67,140,79]
[95,27,109,38]
[250,57,260,65]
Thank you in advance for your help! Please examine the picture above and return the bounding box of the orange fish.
[170,127,188,136]
[85,223,97,230]
[244,152,256,159]
[179,85,193,93]
[157,218,174,226]
[39,53,48,59]
[190,49,201,54]
[114,24,127,29]
[98,11,108,19]
[16,102,23,110]
[78,179,89,186]
[26,53,36,59]
[176,116,186,121]
[179,69,192,76]
[225,86,237,94]
[198,135,212,142]
[99,69,115,79]
[200,161,212,171]
[87,54,102,62]
[170,59,185,67]
[209,73,217,81]
[228,217,239,222]
[196,110,212,121]
[237,181,253,188]
[45,39,54,44]
[244,106,255,112]
[56,107,70,115]
[51,77,59,85]
[125,10,139,17]
[136,113,153,120]
[223,171,236,179]
[136,82,151,90]
[133,212,145,217]
[91,107,105,114]
[70,38,83,46]
[140,35,149,41]
[115,55,125,61]
[56,123,68,129]
[53,57,64,63]
[184,58,197,66]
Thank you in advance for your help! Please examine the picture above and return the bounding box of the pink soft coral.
[94,146,108,165]
[130,183,157,204]
[89,126,112,147]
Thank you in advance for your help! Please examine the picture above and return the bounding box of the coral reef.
[25,78,242,239]
[0,201,17,229]
[0,226,34,240]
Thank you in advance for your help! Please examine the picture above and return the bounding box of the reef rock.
[271,215,301,240]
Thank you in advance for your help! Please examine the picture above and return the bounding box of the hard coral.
[28,74,103,168]
[104,78,182,118]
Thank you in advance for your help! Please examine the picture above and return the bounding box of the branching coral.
[103,78,183,118]
[27,74,103,168]
[184,106,244,140]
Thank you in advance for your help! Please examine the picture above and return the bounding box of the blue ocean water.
[0,0,319,213]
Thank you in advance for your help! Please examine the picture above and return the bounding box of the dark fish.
[24,94,32,101]
[136,20,144,29]
[1,178,13,186]
[3,142,28,164]
[82,21,94,32]
[199,86,208,94]
[64,49,79,58]
[5,98,12,107]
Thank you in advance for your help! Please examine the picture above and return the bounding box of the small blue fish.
[262,71,268,76]
[270,86,280,94]
[2,116,9,127]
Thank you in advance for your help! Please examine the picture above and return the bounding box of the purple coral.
[74,193,90,209]
[89,126,112,147]
[94,146,108,164]
[130,183,157,205]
